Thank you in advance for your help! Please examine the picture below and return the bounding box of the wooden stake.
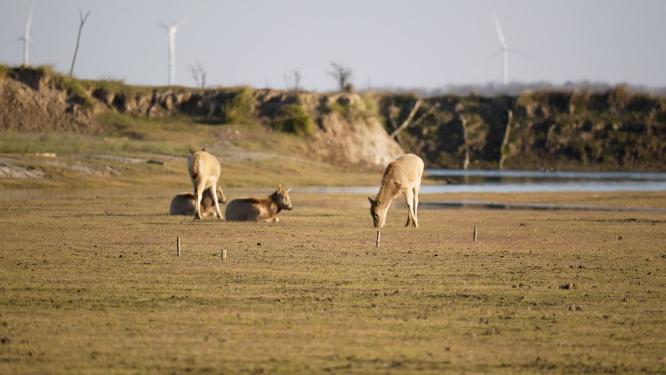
[473,226,478,243]
[176,236,181,256]
[221,249,227,261]
[375,230,381,247]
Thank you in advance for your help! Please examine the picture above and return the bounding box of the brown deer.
[368,154,424,228]
[224,185,293,222]
[169,186,227,217]
[188,148,226,220]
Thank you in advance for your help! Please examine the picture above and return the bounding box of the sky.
[1,0,665,91]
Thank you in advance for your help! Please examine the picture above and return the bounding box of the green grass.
[0,131,188,157]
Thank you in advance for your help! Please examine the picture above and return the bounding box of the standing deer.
[368,154,424,228]
[188,148,226,220]
[225,185,293,222]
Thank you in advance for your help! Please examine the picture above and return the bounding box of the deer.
[224,185,293,222]
[368,154,424,231]
[188,148,226,220]
[169,186,227,217]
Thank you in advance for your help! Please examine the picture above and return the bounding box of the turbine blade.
[507,48,526,58]
[487,48,504,60]
[157,22,169,30]
[174,16,187,29]
[24,1,34,37]
[494,15,506,47]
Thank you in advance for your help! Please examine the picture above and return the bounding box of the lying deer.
[188,148,226,220]
[169,186,227,217]
[225,185,293,222]
[368,154,424,229]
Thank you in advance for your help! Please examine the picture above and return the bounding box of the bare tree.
[190,61,207,89]
[328,62,353,92]
[283,70,302,92]
[69,10,91,77]
[498,109,513,170]
[389,99,422,139]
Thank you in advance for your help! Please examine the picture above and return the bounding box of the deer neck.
[268,194,281,214]
[375,183,397,211]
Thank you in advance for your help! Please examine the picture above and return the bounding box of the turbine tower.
[494,15,510,86]
[19,2,34,66]
[158,18,184,86]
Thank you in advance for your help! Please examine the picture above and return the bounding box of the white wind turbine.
[18,2,34,66]
[158,18,185,85]
[493,15,513,86]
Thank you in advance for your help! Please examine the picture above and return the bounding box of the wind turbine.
[158,18,185,85]
[19,2,34,66]
[493,15,512,86]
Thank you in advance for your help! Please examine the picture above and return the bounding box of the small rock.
[560,283,576,290]
[568,304,583,311]
[617,236,623,241]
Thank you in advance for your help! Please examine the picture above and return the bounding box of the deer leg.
[404,190,416,228]
[218,186,227,204]
[210,184,224,220]
[412,186,419,228]
[194,181,205,220]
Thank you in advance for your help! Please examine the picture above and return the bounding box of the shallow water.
[425,168,666,181]
[300,169,666,194]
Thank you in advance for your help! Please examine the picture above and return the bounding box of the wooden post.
[473,226,478,243]
[375,231,381,247]
[221,249,227,261]
[176,236,181,256]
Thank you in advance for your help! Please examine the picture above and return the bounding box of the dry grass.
[1,190,665,374]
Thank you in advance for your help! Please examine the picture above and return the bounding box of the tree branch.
[389,99,422,139]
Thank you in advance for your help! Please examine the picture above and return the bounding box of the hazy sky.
[1,0,665,90]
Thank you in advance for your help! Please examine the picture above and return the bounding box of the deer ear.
[202,147,207,152]
[189,147,196,154]
[286,188,292,193]
[277,183,282,190]
[368,197,374,204]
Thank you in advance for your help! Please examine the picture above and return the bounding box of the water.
[425,169,666,181]
[299,169,666,194]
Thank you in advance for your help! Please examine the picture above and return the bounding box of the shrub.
[222,87,256,124]
[271,104,316,136]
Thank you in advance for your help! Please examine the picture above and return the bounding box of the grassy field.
[1,188,665,374]
[0,114,384,190]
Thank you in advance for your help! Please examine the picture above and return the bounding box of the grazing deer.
[368,154,424,228]
[225,185,293,222]
[169,186,227,217]
[188,148,226,220]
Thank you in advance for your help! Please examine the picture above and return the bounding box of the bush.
[271,104,316,136]
[222,87,256,124]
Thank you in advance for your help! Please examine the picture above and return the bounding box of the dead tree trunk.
[389,99,422,139]
[459,113,470,170]
[69,10,91,77]
[499,109,513,170]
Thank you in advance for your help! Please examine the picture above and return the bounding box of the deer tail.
[189,152,201,181]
